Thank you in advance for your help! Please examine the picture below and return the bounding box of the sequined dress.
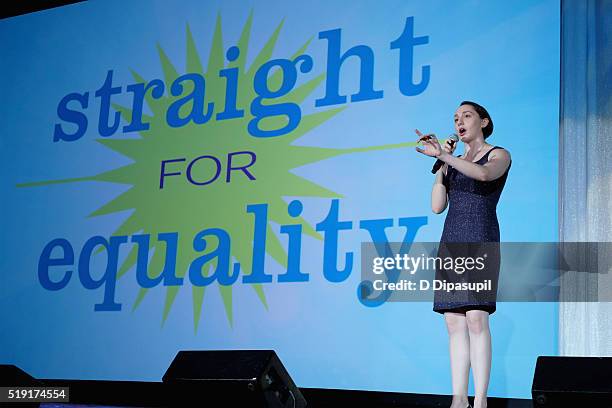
[433,146,510,315]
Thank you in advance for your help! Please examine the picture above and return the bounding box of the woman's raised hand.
[415,129,443,157]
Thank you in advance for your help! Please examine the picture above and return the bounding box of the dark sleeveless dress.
[433,146,510,315]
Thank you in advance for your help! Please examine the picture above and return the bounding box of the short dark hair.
[460,101,493,139]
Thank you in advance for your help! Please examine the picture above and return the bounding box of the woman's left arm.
[439,149,511,181]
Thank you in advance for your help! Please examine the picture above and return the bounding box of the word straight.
[54,17,429,141]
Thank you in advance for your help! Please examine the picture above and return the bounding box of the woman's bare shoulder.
[490,147,511,161]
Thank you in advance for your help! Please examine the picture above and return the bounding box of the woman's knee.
[466,311,489,334]
[445,312,467,335]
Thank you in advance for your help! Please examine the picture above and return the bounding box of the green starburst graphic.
[20,13,417,331]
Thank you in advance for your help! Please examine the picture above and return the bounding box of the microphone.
[430,134,459,174]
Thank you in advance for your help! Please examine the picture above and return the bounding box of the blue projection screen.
[0,0,559,399]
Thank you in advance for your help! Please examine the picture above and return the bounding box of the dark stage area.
[3,379,534,408]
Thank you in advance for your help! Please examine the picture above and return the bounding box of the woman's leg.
[466,310,491,408]
[445,312,470,408]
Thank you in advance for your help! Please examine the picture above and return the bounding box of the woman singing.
[415,101,511,408]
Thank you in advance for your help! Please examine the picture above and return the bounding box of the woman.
[415,101,511,408]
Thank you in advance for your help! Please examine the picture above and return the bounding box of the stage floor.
[302,388,532,408]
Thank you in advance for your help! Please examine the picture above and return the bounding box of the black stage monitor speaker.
[0,366,41,408]
[532,356,612,407]
[162,350,307,408]
[0,365,39,386]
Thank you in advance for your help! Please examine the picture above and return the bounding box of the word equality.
[53,17,429,141]
[38,199,428,311]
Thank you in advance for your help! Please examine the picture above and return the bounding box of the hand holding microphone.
[431,134,458,173]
